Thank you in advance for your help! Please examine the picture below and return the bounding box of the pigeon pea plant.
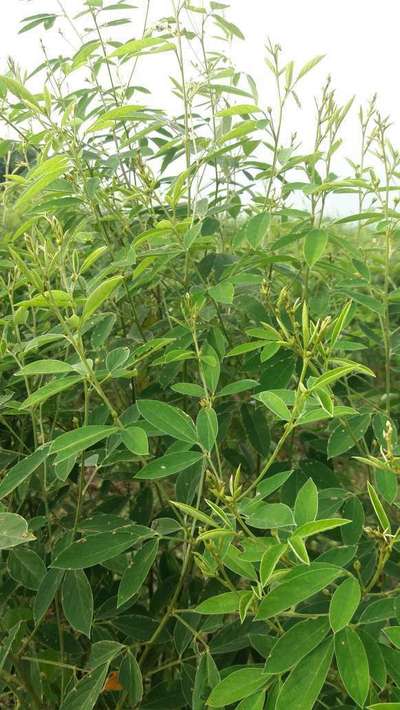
[0,1,400,708]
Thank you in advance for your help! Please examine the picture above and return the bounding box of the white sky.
[2,0,400,210]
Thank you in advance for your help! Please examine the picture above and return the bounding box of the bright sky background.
[2,0,400,211]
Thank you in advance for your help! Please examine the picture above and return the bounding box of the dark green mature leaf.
[328,414,371,458]
[294,477,318,524]
[196,407,218,451]
[256,391,291,420]
[21,375,83,409]
[260,543,287,587]
[257,563,344,619]
[0,445,49,499]
[383,626,400,649]
[117,539,159,607]
[87,641,123,670]
[245,502,294,529]
[207,667,269,707]
[52,525,154,568]
[359,630,387,689]
[137,399,197,443]
[0,623,21,674]
[265,617,331,674]
[120,426,149,456]
[8,547,46,590]
[193,652,220,710]
[50,425,118,463]
[341,496,365,544]
[62,570,93,637]
[34,569,64,625]
[60,664,109,710]
[329,576,361,632]
[294,518,350,538]
[120,652,143,706]
[276,638,334,710]
[335,628,370,706]
[195,591,248,615]
[135,451,203,479]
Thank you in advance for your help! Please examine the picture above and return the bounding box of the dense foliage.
[0,1,400,708]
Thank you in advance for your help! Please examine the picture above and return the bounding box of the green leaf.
[0,445,49,500]
[8,547,46,591]
[195,591,247,615]
[246,213,270,248]
[260,543,287,587]
[50,426,118,463]
[328,414,371,458]
[342,496,365,544]
[330,301,353,348]
[329,576,361,632]
[256,470,293,498]
[0,623,21,674]
[0,513,35,549]
[358,597,398,624]
[367,481,391,532]
[60,663,109,710]
[245,502,294,529]
[171,501,217,528]
[34,569,64,625]
[119,652,143,706]
[193,653,220,710]
[368,705,400,709]
[294,518,350,539]
[209,281,234,304]
[196,408,218,451]
[265,617,331,674]
[309,365,374,391]
[288,535,309,564]
[359,630,387,689]
[383,626,400,649]
[276,638,334,710]
[15,157,69,210]
[294,478,318,525]
[213,14,245,40]
[207,667,268,707]
[0,74,42,108]
[335,627,370,706]
[135,451,203,480]
[171,382,204,397]
[62,570,93,637]
[216,104,261,116]
[246,324,281,341]
[21,375,83,409]
[52,525,154,569]
[217,379,258,397]
[17,289,73,310]
[304,228,328,267]
[257,563,343,619]
[236,690,266,710]
[88,641,123,670]
[83,276,123,322]
[296,54,325,81]
[120,427,149,456]
[256,391,291,420]
[137,399,197,443]
[227,340,267,357]
[110,37,174,58]
[117,539,159,607]
[18,359,75,375]
[260,341,281,362]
